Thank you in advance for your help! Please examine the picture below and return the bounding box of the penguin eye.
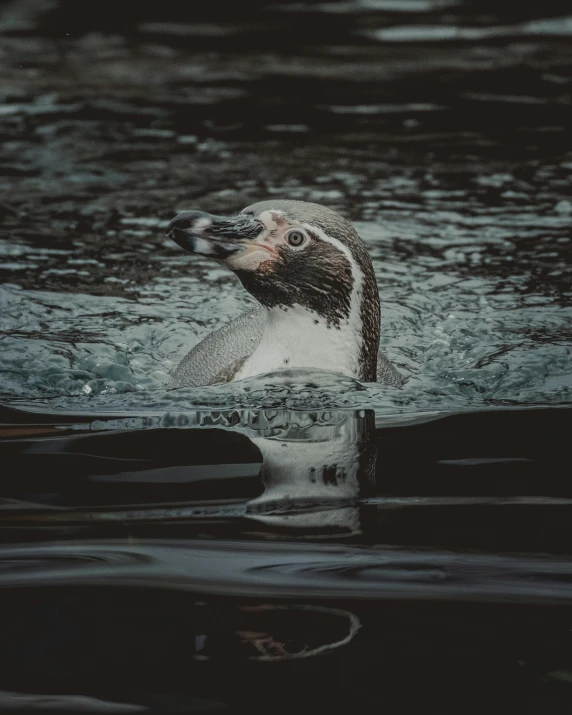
[286,230,306,248]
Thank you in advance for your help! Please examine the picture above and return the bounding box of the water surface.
[1,1,572,713]
[1,0,571,415]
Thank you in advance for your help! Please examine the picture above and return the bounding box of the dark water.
[1,0,572,712]
[2,405,572,714]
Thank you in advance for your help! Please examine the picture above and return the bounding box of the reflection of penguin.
[2,409,378,540]
[167,200,403,387]
[245,410,377,536]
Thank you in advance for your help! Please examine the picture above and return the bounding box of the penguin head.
[167,200,380,338]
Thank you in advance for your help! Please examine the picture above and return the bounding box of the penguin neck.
[235,303,365,380]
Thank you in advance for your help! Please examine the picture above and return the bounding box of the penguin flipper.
[169,307,266,387]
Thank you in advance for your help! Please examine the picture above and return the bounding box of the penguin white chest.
[234,305,362,380]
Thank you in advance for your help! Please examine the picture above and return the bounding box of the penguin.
[167,200,403,387]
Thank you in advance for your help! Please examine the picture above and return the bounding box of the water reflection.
[2,405,572,711]
[2,405,572,596]
[0,408,370,708]
[1,407,378,538]
[246,409,376,535]
[3,403,572,554]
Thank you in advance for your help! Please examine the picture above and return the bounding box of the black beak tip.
[168,226,193,250]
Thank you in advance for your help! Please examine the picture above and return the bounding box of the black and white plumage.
[167,200,402,387]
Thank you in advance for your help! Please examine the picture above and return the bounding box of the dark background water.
[1,1,572,713]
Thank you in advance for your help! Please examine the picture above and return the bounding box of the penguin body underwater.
[167,200,403,387]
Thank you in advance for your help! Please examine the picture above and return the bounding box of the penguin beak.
[166,211,265,261]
